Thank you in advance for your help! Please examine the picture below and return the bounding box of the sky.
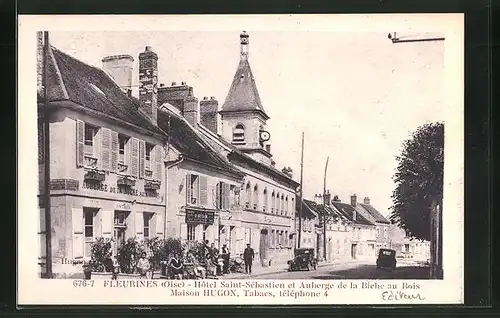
[49,30,445,217]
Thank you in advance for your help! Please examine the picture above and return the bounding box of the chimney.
[200,95,219,134]
[138,46,159,124]
[350,194,357,207]
[183,95,199,127]
[323,190,331,205]
[102,54,134,94]
[364,197,370,205]
[314,194,323,205]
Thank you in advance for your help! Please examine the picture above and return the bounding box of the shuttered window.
[143,213,153,239]
[154,145,162,181]
[84,124,98,157]
[199,176,208,206]
[129,137,139,177]
[186,174,199,205]
[139,140,146,178]
[271,192,275,213]
[100,128,112,171]
[145,143,153,171]
[262,189,268,212]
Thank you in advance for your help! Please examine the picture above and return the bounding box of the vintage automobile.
[376,248,397,271]
[287,248,318,271]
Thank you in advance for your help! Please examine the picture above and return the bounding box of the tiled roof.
[360,203,391,224]
[157,108,242,176]
[43,46,161,134]
[208,132,299,188]
[220,58,269,119]
[303,200,341,220]
[299,200,318,219]
[331,202,375,226]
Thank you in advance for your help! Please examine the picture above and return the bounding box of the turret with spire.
[219,31,273,165]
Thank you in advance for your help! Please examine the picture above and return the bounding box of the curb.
[225,260,373,279]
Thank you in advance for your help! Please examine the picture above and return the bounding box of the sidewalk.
[222,259,369,279]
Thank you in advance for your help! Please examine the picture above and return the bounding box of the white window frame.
[84,124,98,157]
[187,224,196,241]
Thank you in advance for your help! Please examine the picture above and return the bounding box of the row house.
[299,200,320,250]
[37,40,168,275]
[188,32,300,266]
[330,196,378,261]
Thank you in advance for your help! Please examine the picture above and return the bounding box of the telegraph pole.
[42,31,53,278]
[322,156,329,260]
[297,132,304,248]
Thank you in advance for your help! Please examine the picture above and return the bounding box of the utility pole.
[322,156,329,260]
[297,132,304,248]
[42,31,53,278]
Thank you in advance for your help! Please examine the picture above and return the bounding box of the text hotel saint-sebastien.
[72,279,426,302]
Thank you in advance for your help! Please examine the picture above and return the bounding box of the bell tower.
[220,31,273,165]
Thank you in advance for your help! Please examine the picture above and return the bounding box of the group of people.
[129,240,257,279]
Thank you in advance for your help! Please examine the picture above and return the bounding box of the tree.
[389,122,444,241]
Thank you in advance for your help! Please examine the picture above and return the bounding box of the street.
[238,262,431,280]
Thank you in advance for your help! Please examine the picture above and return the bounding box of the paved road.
[248,262,430,280]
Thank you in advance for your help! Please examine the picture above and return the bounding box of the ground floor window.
[83,208,97,258]
[143,212,154,239]
[114,211,128,255]
[187,224,196,241]
[202,225,209,242]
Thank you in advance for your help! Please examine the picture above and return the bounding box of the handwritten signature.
[382,290,426,301]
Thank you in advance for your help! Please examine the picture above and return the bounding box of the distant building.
[330,197,378,261]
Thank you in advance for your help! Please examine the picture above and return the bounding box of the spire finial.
[240,31,249,60]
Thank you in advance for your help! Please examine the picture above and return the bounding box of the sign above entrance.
[185,210,215,225]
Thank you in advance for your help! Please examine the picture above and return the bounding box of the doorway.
[259,229,269,264]
[351,243,358,259]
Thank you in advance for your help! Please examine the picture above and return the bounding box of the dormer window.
[233,124,245,143]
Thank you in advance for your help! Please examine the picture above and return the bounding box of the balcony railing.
[84,155,98,168]
[118,163,128,174]
[145,169,153,178]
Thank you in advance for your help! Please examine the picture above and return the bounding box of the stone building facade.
[37,39,168,276]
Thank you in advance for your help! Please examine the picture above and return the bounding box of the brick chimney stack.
[364,197,370,205]
[350,194,357,207]
[200,96,219,134]
[324,190,331,205]
[183,94,200,127]
[138,46,158,125]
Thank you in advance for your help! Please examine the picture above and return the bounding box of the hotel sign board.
[185,210,215,225]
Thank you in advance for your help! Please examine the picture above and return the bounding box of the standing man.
[243,243,255,274]
[221,244,230,274]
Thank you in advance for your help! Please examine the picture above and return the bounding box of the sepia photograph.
[18,14,464,305]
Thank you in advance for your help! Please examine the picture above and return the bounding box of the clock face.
[260,130,271,142]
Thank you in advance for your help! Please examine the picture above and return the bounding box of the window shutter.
[129,137,139,177]
[72,208,84,259]
[76,120,84,167]
[101,128,112,171]
[180,223,187,242]
[199,176,208,206]
[110,131,119,172]
[223,183,230,210]
[135,212,144,240]
[154,145,162,181]
[185,174,192,205]
[101,210,112,239]
[139,140,145,178]
[155,212,164,237]
[215,183,221,209]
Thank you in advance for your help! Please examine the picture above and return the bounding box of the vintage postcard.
[18,14,464,305]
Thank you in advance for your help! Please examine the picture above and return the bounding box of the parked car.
[287,248,317,271]
[376,248,396,271]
